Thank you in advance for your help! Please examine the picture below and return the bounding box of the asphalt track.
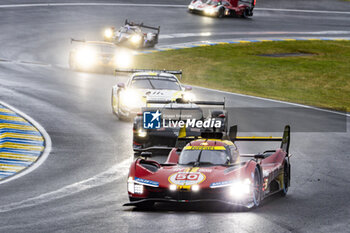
[0,1,349,232]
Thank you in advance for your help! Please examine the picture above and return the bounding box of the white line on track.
[0,101,52,185]
[0,2,350,15]
[0,158,130,213]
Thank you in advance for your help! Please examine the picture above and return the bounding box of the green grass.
[135,40,350,111]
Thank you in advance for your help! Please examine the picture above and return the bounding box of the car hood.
[136,163,247,189]
[142,89,183,101]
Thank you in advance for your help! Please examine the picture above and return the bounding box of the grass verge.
[135,40,350,111]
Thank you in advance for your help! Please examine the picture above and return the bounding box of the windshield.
[179,147,230,166]
[130,76,181,90]
[206,0,221,6]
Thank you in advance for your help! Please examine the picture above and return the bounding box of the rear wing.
[229,125,290,154]
[125,19,160,34]
[115,68,182,79]
[146,99,225,108]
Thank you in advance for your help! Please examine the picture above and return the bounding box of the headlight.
[114,50,133,68]
[192,184,200,192]
[229,178,251,199]
[128,177,144,194]
[137,129,147,138]
[204,8,215,15]
[182,92,195,102]
[169,184,177,191]
[120,90,143,108]
[188,5,194,10]
[75,47,96,67]
[104,28,114,39]
[130,34,142,44]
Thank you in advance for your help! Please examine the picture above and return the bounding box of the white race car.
[69,39,133,73]
[111,69,194,121]
[104,20,160,49]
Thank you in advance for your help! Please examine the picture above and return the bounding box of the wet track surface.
[0,1,349,232]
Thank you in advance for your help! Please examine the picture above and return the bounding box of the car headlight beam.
[130,34,142,44]
[114,50,133,68]
[169,184,177,191]
[204,8,216,15]
[75,47,96,67]
[192,184,200,192]
[137,129,147,138]
[229,178,251,199]
[120,90,142,108]
[128,177,144,194]
[104,28,114,39]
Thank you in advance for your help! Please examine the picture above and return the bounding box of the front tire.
[280,160,290,197]
[112,90,129,121]
[252,166,262,207]
[218,7,225,18]
[242,8,251,18]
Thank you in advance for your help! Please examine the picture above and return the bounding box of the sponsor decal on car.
[168,172,206,186]
[134,177,159,187]
[184,146,226,150]
[209,180,233,188]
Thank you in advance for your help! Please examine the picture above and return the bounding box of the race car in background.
[124,125,291,209]
[133,98,227,153]
[112,69,194,121]
[69,39,133,73]
[104,20,160,49]
[188,0,256,18]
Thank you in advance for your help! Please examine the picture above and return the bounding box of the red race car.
[124,125,291,209]
[188,0,256,18]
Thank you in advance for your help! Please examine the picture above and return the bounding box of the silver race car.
[104,20,160,49]
[69,39,133,73]
[112,69,194,121]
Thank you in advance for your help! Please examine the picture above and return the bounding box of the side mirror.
[141,152,152,158]
[184,86,192,91]
[117,83,125,88]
